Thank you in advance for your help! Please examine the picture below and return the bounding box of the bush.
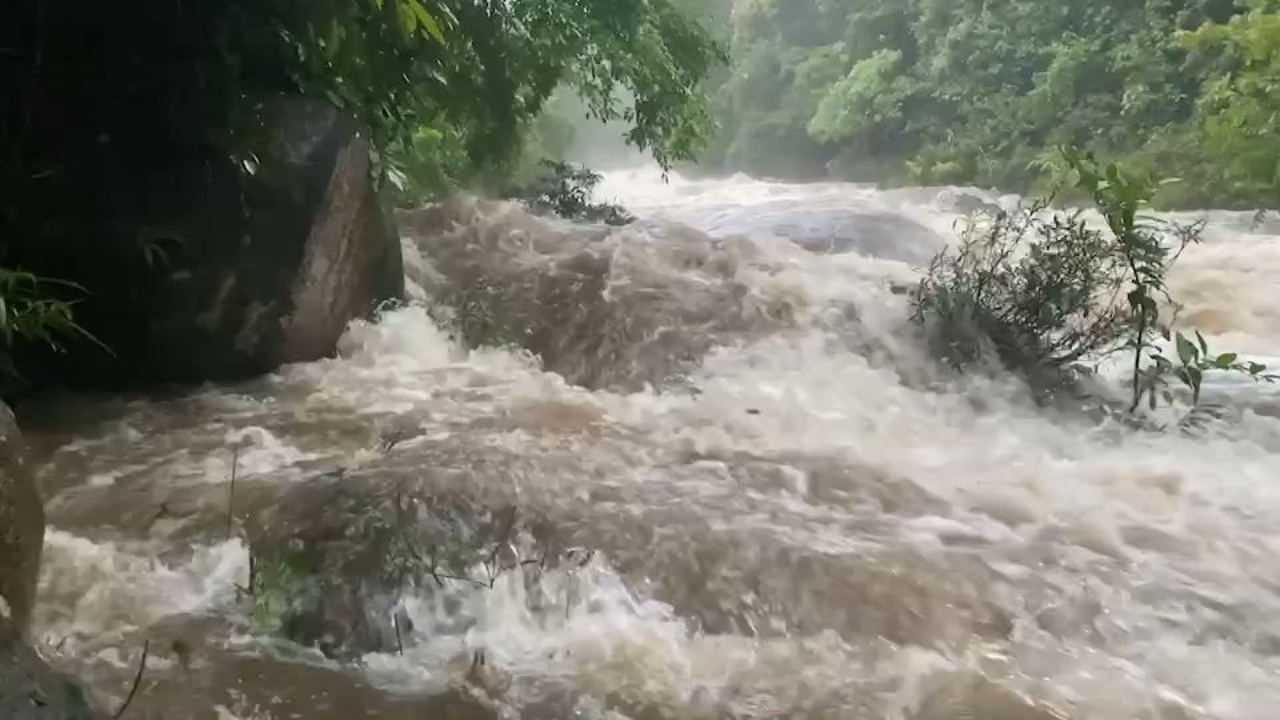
[913,200,1127,377]
[501,161,634,226]
[913,147,1276,421]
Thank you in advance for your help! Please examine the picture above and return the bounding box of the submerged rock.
[780,207,945,264]
[242,466,537,659]
[0,401,44,636]
[8,96,403,389]
[647,197,946,266]
[399,197,806,391]
[0,616,106,720]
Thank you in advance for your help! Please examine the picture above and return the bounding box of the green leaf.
[404,0,445,43]
[1195,330,1209,356]
[1214,352,1238,368]
[1187,365,1203,404]
[394,0,417,37]
[1175,332,1198,365]
[1175,367,1191,388]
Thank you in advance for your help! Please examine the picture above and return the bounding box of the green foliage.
[808,49,913,146]
[0,268,102,383]
[1177,2,1280,206]
[687,0,1279,207]
[3,0,725,269]
[220,0,724,169]
[501,161,634,226]
[914,148,1274,423]
[0,0,725,383]
[912,201,1127,377]
[250,551,315,638]
[1055,148,1278,412]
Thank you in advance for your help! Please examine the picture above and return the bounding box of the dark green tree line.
[689,0,1278,208]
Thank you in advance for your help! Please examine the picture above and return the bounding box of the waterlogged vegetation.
[689,0,1280,209]
[913,147,1278,428]
[501,161,635,226]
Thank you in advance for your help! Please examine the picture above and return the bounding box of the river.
[17,168,1280,719]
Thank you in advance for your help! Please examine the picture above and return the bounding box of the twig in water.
[393,613,404,656]
[236,551,257,600]
[379,427,407,454]
[113,639,150,719]
[226,446,240,540]
[426,547,490,589]
[248,552,256,596]
[483,506,519,588]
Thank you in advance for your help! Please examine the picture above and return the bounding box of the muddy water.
[18,169,1280,719]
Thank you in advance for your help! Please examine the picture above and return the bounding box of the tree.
[1179,1,1280,207]
[687,0,1278,207]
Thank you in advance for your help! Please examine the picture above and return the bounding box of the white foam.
[32,168,1280,719]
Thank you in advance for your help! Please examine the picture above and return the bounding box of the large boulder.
[648,198,946,266]
[0,401,43,637]
[8,96,404,389]
[1,404,102,719]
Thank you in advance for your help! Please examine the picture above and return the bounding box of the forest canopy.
[688,0,1280,208]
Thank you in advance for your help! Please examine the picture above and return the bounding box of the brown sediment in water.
[18,175,1280,719]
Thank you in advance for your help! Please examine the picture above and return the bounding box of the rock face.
[650,198,945,266]
[0,616,107,720]
[0,401,43,637]
[782,207,943,264]
[0,403,103,719]
[8,96,404,389]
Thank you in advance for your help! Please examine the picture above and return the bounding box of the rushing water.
[17,168,1280,719]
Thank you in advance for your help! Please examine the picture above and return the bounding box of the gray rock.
[926,187,1006,217]
[659,199,945,265]
[7,96,403,389]
[0,401,43,637]
[783,208,943,264]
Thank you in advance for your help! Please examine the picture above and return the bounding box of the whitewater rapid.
[20,168,1280,719]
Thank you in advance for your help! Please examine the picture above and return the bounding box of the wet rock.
[783,208,944,264]
[37,615,500,720]
[0,401,44,636]
[399,196,806,391]
[647,198,946,266]
[933,187,1005,217]
[8,96,403,389]
[0,616,107,720]
[242,466,537,659]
